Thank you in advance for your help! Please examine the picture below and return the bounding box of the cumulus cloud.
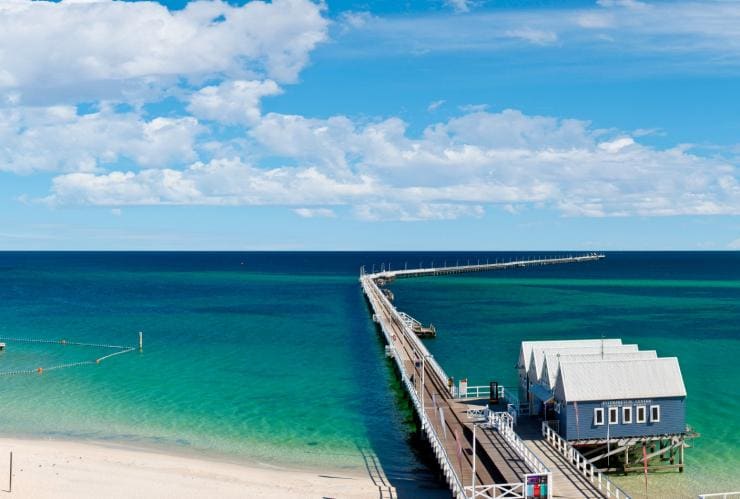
[39,109,740,220]
[187,80,282,125]
[0,106,201,174]
[0,0,328,101]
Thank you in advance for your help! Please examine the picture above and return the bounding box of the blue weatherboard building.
[552,357,687,441]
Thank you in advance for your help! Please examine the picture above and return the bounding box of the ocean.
[0,251,737,498]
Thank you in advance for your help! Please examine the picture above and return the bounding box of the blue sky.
[0,0,738,250]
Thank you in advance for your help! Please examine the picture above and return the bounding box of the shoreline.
[0,437,389,498]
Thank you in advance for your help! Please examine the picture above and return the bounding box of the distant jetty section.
[360,253,639,499]
[362,253,605,282]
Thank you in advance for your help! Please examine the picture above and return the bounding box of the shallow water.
[0,251,737,497]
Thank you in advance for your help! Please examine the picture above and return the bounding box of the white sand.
[0,438,390,499]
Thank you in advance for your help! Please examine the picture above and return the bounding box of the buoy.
[37,367,43,375]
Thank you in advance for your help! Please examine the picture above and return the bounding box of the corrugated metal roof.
[554,358,687,402]
[529,344,639,383]
[518,339,622,372]
[541,350,658,389]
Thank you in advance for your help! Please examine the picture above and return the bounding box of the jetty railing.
[362,277,467,499]
[464,482,525,499]
[492,413,551,479]
[542,422,632,499]
[372,281,451,393]
[364,254,605,280]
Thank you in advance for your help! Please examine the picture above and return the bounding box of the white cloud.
[0,106,201,174]
[0,0,328,100]
[504,28,558,45]
[355,202,484,222]
[187,80,282,125]
[335,1,740,69]
[43,158,378,207]
[446,0,472,14]
[728,238,740,250]
[293,207,337,218]
[427,100,446,112]
[39,109,740,220]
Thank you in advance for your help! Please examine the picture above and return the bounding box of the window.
[608,407,619,425]
[594,407,605,426]
[622,406,633,424]
[650,405,661,423]
[636,405,646,423]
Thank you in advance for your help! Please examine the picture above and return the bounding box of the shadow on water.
[347,284,450,498]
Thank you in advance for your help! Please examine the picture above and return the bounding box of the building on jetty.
[517,339,623,413]
[519,339,695,474]
[362,254,646,499]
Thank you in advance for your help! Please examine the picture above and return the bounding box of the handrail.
[698,493,740,499]
[464,482,525,499]
[369,276,451,389]
[542,422,632,499]
[361,277,467,499]
[490,413,551,477]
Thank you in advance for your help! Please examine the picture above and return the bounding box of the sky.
[0,0,739,250]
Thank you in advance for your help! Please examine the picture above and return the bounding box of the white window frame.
[608,406,619,425]
[622,406,632,424]
[636,405,646,423]
[594,407,605,426]
[650,405,661,423]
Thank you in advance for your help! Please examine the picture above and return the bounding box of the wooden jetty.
[361,254,633,499]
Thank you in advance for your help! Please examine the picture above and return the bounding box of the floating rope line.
[0,335,140,376]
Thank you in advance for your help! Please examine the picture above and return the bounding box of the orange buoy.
[37,367,43,374]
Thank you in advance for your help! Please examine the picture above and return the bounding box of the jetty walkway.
[361,254,617,499]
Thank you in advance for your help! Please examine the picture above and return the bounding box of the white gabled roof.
[541,350,658,390]
[554,358,687,402]
[529,344,638,385]
[518,339,622,372]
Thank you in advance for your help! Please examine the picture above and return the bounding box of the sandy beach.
[0,438,389,499]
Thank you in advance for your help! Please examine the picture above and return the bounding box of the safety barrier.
[542,422,632,499]
[0,336,139,376]
[361,277,467,499]
[464,482,525,499]
[489,412,552,482]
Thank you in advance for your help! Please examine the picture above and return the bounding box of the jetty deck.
[361,254,632,499]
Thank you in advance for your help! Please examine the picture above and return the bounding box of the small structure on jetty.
[398,312,436,338]
[519,339,696,474]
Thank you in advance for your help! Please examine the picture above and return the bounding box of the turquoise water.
[0,252,738,497]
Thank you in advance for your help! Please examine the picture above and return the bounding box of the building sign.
[601,399,652,407]
[525,474,549,499]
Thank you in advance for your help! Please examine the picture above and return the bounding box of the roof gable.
[530,344,638,385]
[519,338,622,372]
[554,357,687,402]
[541,350,658,390]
